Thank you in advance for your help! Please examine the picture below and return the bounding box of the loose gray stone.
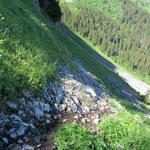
[0,118,3,124]
[11,115,22,123]
[34,108,44,118]
[18,139,23,144]
[22,144,34,150]
[10,133,17,139]
[43,104,51,112]
[20,122,29,127]
[7,102,17,110]
[46,119,51,124]
[17,125,28,136]
[8,128,16,134]
[8,144,22,150]
[28,123,35,129]
[134,103,144,111]
[2,137,9,144]
[86,88,96,97]
[55,93,63,104]
[33,101,44,118]
[18,110,24,116]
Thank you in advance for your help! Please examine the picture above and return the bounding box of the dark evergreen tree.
[39,0,62,22]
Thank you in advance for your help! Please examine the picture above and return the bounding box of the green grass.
[1,1,149,149]
[98,109,150,150]
[0,0,141,103]
[54,122,105,150]
[0,0,70,99]
[54,109,150,150]
[131,0,150,12]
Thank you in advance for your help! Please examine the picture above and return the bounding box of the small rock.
[18,110,24,116]
[66,107,71,113]
[63,119,67,123]
[43,104,51,112]
[83,106,90,113]
[28,123,35,129]
[36,144,41,148]
[35,108,44,118]
[134,103,144,111]
[86,88,96,97]
[73,97,80,104]
[20,122,29,127]
[0,118,3,124]
[45,114,51,118]
[46,119,51,124]
[2,137,9,144]
[8,128,16,134]
[54,103,59,109]
[34,137,41,144]
[81,118,87,124]
[55,93,63,104]
[53,115,58,120]
[7,101,17,110]
[74,115,79,120]
[18,139,23,144]
[60,104,67,111]
[22,113,26,118]
[8,144,22,150]
[17,125,28,136]
[10,133,17,139]
[93,118,99,124]
[11,115,22,123]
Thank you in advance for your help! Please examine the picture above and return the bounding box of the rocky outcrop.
[0,60,115,149]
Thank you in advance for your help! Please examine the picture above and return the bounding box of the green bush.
[0,38,55,99]
[98,110,150,150]
[0,0,66,100]
[54,122,105,150]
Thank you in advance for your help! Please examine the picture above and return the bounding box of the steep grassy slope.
[0,0,136,102]
[0,1,150,149]
[0,0,148,103]
[0,0,71,99]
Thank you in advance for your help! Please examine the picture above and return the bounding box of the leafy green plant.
[0,0,69,100]
[98,110,150,150]
[54,122,105,150]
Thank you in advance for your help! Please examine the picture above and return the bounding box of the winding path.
[93,52,150,96]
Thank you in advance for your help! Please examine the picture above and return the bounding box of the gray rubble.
[0,60,115,149]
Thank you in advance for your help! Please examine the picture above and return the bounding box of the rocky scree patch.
[0,60,115,150]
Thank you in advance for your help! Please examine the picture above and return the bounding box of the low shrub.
[39,0,62,22]
[0,38,56,99]
[54,122,105,150]
[98,110,150,150]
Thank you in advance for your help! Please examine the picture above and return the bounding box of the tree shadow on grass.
[58,25,150,113]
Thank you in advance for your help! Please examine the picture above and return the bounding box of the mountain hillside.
[0,0,150,149]
[60,0,150,84]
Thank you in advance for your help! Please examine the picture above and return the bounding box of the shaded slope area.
[59,26,141,102]
[0,0,147,106]
[60,0,150,84]
[0,0,70,100]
